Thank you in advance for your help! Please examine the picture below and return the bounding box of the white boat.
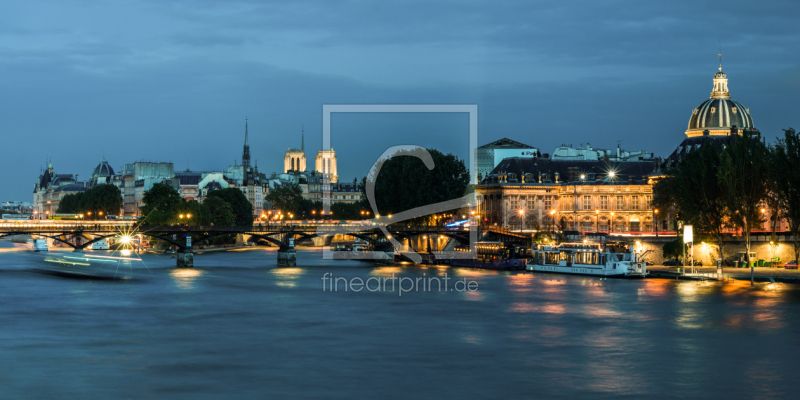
[527,242,647,277]
[38,253,140,279]
[90,239,109,250]
[32,238,49,252]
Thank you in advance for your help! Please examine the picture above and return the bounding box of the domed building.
[89,160,115,186]
[685,68,754,136]
[666,62,760,165]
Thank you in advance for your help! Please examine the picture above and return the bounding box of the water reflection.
[170,268,204,290]
[369,267,402,277]
[270,267,305,287]
[509,302,567,314]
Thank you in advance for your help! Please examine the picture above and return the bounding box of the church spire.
[242,118,251,167]
[301,125,305,152]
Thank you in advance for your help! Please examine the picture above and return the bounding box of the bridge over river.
[0,222,530,267]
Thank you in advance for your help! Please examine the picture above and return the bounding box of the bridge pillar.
[177,250,194,268]
[277,245,296,267]
[72,247,84,253]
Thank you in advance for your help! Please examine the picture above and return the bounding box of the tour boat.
[32,238,49,252]
[450,241,529,270]
[527,242,647,277]
[37,253,140,279]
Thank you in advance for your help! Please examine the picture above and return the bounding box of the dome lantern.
[685,60,754,138]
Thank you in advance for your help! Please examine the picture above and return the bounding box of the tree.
[140,182,182,225]
[57,192,84,214]
[366,148,469,220]
[331,202,363,220]
[662,238,685,262]
[208,188,253,226]
[203,196,235,226]
[175,200,211,226]
[85,184,123,218]
[56,184,122,218]
[718,134,770,283]
[770,128,800,266]
[653,138,728,263]
[265,184,303,216]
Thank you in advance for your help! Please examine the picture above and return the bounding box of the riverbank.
[648,265,800,283]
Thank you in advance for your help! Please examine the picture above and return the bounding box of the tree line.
[139,183,254,226]
[654,128,800,267]
[56,184,123,219]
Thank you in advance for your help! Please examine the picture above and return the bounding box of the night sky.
[2,0,798,201]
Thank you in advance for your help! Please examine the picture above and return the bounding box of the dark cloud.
[0,0,797,200]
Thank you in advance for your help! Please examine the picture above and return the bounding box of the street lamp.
[519,209,525,231]
[654,208,659,237]
[595,209,599,233]
[550,209,556,231]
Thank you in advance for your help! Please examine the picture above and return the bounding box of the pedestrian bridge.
[0,222,529,267]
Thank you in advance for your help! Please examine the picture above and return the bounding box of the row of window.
[574,195,652,211]
[505,195,652,211]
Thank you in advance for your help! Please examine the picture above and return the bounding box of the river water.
[1,240,799,399]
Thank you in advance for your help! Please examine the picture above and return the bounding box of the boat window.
[543,252,559,265]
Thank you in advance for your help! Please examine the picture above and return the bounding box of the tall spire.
[242,118,251,167]
[301,125,305,152]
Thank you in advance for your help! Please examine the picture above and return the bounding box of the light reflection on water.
[170,268,204,290]
[2,243,799,399]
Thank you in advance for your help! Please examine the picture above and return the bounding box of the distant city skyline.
[2,0,799,200]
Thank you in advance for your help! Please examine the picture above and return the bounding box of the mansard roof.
[481,157,657,185]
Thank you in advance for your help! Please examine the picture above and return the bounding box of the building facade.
[476,138,538,184]
[32,158,88,218]
[476,158,657,232]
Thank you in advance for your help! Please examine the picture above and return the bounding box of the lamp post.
[654,209,659,237]
[595,209,599,233]
[519,209,525,231]
[550,209,556,232]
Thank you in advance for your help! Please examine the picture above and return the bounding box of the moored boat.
[527,242,647,277]
[450,241,529,270]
